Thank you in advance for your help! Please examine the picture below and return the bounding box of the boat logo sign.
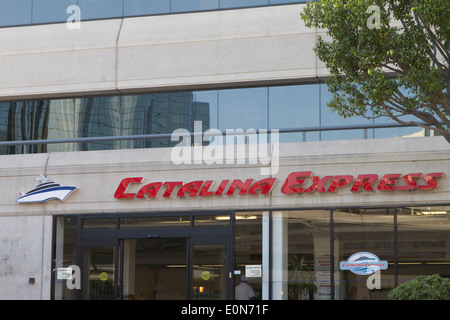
[339,252,388,275]
[17,175,77,203]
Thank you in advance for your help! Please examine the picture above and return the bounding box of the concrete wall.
[0,216,52,299]
[0,153,53,299]
[0,4,325,101]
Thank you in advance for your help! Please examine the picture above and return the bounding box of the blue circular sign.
[339,252,388,275]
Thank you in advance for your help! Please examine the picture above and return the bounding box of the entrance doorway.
[191,237,228,300]
[81,239,118,300]
[122,237,228,300]
[81,235,231,300]
[123,238,186,300]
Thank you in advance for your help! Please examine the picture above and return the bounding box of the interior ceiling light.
[418,211,447,215]
[215,215,257,220]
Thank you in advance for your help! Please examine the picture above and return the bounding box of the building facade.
[0,1,448,300]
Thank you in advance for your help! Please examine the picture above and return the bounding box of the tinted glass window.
[0,0,32,26]
[78,0,123,20]
[320,84,373,140]
[218,87,267,131]
[32,0,76,23]
[269,84,320,142]
[373,113,423,138]
[0,84,430,155]
[269,0,300,4]
[172,0,219,13]
[124,0,170,16]
[220,0,268,9]
[0,1,307,27]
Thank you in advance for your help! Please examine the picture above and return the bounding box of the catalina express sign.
[17,175,77,203]
[114,171,444,199]
[339,252,388,275]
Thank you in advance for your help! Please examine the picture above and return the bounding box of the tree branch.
[381,102,449,139]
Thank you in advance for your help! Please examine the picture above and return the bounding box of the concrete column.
[122,239,137,298]
[53,217,64,300]
[272,211,288,300]
[262,211,270,300]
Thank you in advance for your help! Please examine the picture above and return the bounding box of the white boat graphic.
[17,175,77,203]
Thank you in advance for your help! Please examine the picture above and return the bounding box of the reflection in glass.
[122,92,211,148]
[218,87,267,131]
[269,84,320,143]
[82,246,116,300]
[334,208,395,300]
[373,86,434,139]
[272,210,330,300]
[397,206,450,286]
[0,100,52,154]
[123,238,187,300]
[0,91,212,154]
[234,212,265,300]
[78,96,121,151]
[373,113,428,139]
[192,243,227,300]
[374,126,428,139]
[320,84,374,141]
[0,84,431,155]
[194,90,218,128]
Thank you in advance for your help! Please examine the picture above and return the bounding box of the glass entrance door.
[122,238,187,300]
[191,237,229,300]
[119,236,231,300]
[81,239,119,300]
[78,215,232,300]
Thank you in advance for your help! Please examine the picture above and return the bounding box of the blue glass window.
[0,0,32,27]
[269,84,320,142]
[172,0,219,13]
[374,115,422,138]
[373,86,426,138]
[78,0,123,20]
[220,0,268,9]
[32,0,77,24]
[0,0,307,27]
[124,0,170,16]
[0,84,428,155]
[269,0,301,4]
[193,90,218,128]
[218,87,267,131]
[320,84,373,140]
